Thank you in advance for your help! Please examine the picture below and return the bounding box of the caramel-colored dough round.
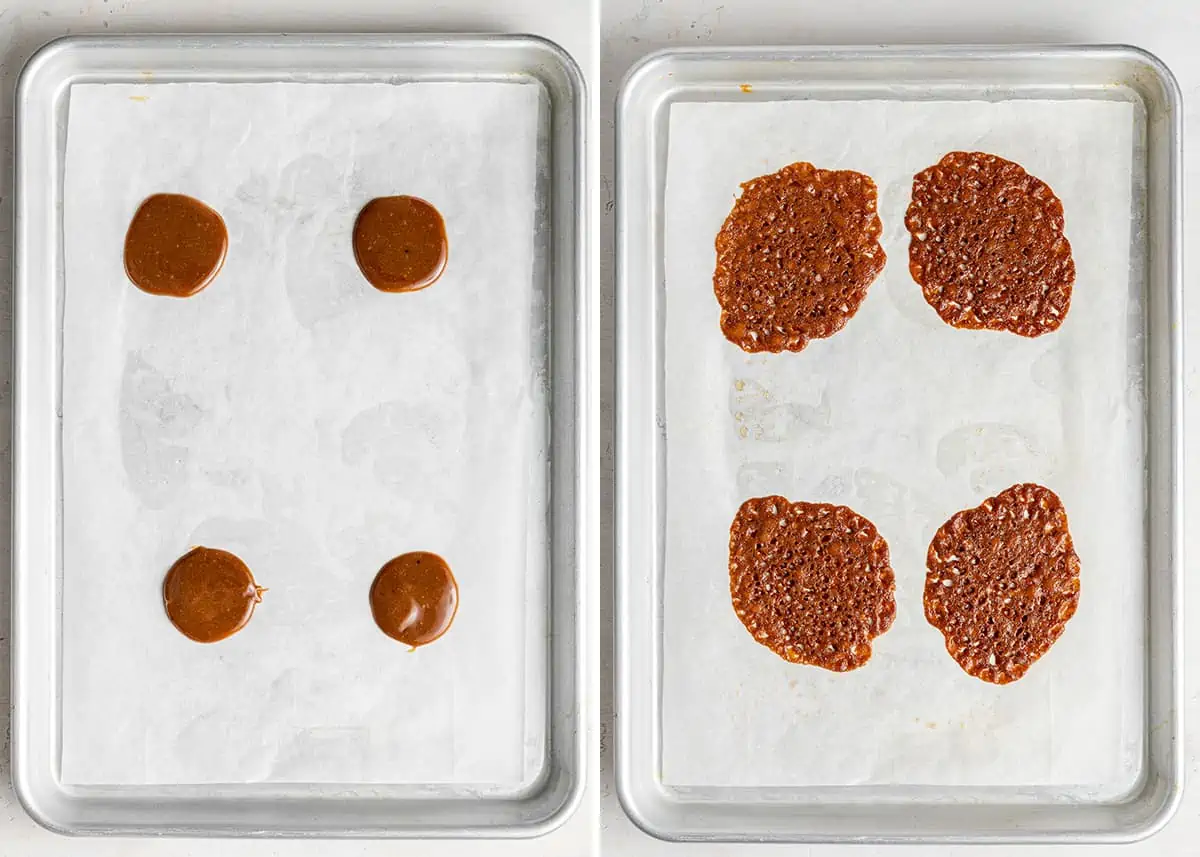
[924,483,1081,684]
[714,162,886,353]
[163,547,264,643]
[353,196,448,292]
[124,193,228,297]
[729,496,896,671]
[369,551,458,647]
[905,151,1075,336]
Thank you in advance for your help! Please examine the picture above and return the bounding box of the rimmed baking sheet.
[14,33,587,838]
[615,44,1181,844]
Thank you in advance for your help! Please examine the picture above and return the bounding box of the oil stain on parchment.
[730,377,831,442]
[936,422,1051,497]
[119,353,204,509]
[341,399,467,492]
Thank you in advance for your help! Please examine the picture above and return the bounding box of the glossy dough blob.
[163,547,263,643]
[369,551,459,647]
[353,196,448,292]
[124,194,228,297]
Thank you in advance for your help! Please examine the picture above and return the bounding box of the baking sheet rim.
[613,42,1183,844]
[12,31,589,838]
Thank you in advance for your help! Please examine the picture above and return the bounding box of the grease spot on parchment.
[1030,348,1065,394]
[278,154,346,208]
[222,175,273,263]
[735,468,862,506]
[273,155,364,329]
[270,727,369,782]
[341,400,467,492]
[936,422,1049,496]
[326,510,398,571]
[735,461,786,495]
[815,474,850,499]
[852,468,936,530]
[730,377,830,441]
[167,698,275,781]
[119,353,203,509]
[282,225,361,329]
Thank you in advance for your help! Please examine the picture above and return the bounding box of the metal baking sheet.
[13,33,588,837]
[615,45,1182,844]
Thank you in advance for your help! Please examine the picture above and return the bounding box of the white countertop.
[4,0,1198,853]
[598,0,1197,854]
[0,1,597,855]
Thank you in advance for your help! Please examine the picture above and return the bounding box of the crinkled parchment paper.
[662,99,1144,798]
[61,82,547,786]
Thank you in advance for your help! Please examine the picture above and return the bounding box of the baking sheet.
[661,99,1145,795]
[61,81,548,786]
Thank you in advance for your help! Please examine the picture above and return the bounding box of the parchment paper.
[61,82,548,786]
[662,99,1145,797]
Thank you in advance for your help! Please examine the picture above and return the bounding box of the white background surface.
[659,99,1143,795]
[0,0,596,855]
[599,0,1197,855]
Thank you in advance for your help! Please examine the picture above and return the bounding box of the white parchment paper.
[61,82,548,786]
[662,99,1144,797]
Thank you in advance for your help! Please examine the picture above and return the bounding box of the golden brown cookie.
[714,162,886,353]
[729,496,896,671]
[925,483,1081,684]
[906,151,1075,336]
